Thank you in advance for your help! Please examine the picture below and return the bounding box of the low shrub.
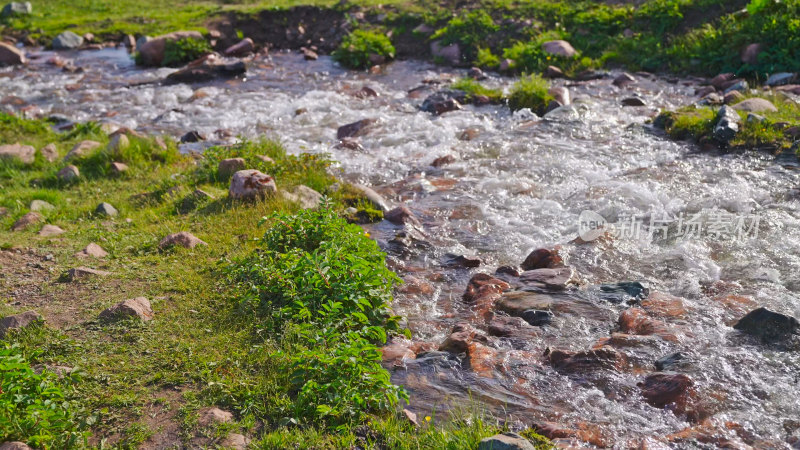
[508,74,553,114]
[0,344,90,448]
[431,10,498,63]
[451,78,504,103]
[334,30,395,70]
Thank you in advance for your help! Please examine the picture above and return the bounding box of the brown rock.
[0,442,33,450]
[618,308,678,342]
[518,267,575,290]
[337,119,377,139]
[613,72,636,87]
[520,248,562,270]
[219,433,249,450]
[384,205,419,226]
[0,143,35,164]
[487,314,535,337]
[467,342,498,378]
[439,322,488,354]
[110,162,128,174]
[641,292,688,319]
[76,243,108,259]
[0,42,25,66]
[622,97,646,107]
[39,224,65,237]
[224,38,254,57]
[137,31,204,66]
[64,140,101,161]
[197,407,233,427]
[11,212,42,231]
[99,297,153,322]
[548,86,570,106]
[66,266,111,281]
[228,169,277,200]
[282,185,323,209]
[0,311,43,338]
[732,98,778,113]
[639,372,694,408]
[463,273,510,303]
[158,231,207,249]
[218,157,246,179]
[544,65,564,78]
[57,165,80,181]
[495,291,554,316]
[549,346,627,372]
[542,40,577,58]
[402,409,419,427]
[432,155,456,167]
[723,91,744,105]
[302,48,318,60]
[710,73,735,90]
[40,143,58,162]
[354,86,378,99]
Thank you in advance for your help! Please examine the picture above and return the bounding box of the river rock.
[544,65,564,78]
[0,143,35,164]
[165,57,246,84]
[159,231,207,249]
[733,307,799,341]
[655,352,694,371]
[548,86,570,106]
[0,42,25,66]
[384,205,419,226]
[1,2,31,16]
[198,407,233,426]
[765,72,796,87]
[487,314,534,337]
[57,165,80,181]
[432,154,456,167]
[710,73,734,90]
[95,202,118,217]
[302,47,318,60]
[137,31,204,66]
[282,185,323,209]
[64,140,101,161]
[99,297,153,322]
[76,243,108,259]
[350,183,389,212]
[438,322,488,354]
[520,309,554,326]
[66,266,111,281]
[618,308,678,342]
[218,157,246,179]
[521,248,562,270]
[549,346,627,372]
[224,38,254,57]
[713,105,740,144]
[613,72,636,87]
[228,169,277,200]
[597,281,648,304]
[180,130,205,143]
[0,442,33,450]
[622,97,646,107]
[542,40,577,58]
[518,267,575,290]
[11,212,42,231]
[420,90,467,115]
[723,90,744,105]
[0,310,42,337]
[40,143,58,162]
[39,224,65,237]
[430,41,460,65]
[639,372,694,408]
[337,118,376,139]
[463,273,511,303]
[732,98,778,113]
[723,80,748,94]
[52,31,84,50]
[468,67,486,80]
[447,255,481,268]
[478,432,536,450]
[740,43,762,65]
[30,199,54,212]
[496,291,554,316]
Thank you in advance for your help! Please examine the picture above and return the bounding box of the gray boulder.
[713,105,741,144]
[0,143,35,164]
[1,2,31,17]
[95,202,118,217]
[52,31,84,50]
[229,169,277,200]
[0,311,42,338]
[732,97,778,113]
[477,432,536,450]
[765,72,796,87]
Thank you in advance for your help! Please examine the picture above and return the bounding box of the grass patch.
[430,10,498,64]
[333,29,395,70]
[508,73,553,114]
[451,78,504,103]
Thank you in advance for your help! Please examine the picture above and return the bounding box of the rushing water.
[3,47,799,447]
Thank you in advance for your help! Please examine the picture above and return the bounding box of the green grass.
[508,73,554,115]
[451,78,504,103]
[0,113,552,447]
[333,29,396,69]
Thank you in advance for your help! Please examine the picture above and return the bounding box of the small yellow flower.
[425,416,431,422]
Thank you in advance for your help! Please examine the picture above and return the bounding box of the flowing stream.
[3,48,799,447]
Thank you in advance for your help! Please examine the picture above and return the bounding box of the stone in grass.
[217,157,246,179]
[99,297,153,322]
[64,140,101,161]
[110,162,128,174]
[40,143,58,162]
[11,212,42,231]
[39,224,65,237]
[219,434,249,450]
[1,2,33,17]
[732,98,778,113]
[65,266,111,282]
[0,310,43,338]
[228,169,277,201]
[0,442,33,450]
[197,407,234,427]
[281,185,323,209]
[477,432,536,450]
[95,202,118,217]
[57,165,80,181]
[75,243,108,259]
[0,143,35,164]
[106,133,129,153]
[159,231,207,250]
[179,189,215,213]
[29,199,54,212]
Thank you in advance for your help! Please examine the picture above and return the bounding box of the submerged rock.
[549,346,627,373]
[337,118,377,139]
[733,307,799,341]
[597,281,648,304]
[639,372,694,408]
[420,90,466,115]
[165,57,246,84]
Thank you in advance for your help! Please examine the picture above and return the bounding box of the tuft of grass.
[333,29,395,70]
[451,78,504,103]
[507,73,553,114]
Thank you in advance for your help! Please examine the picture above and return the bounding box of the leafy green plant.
[508,74,554,114]
[333,30,395,70]
[431,10,498,63]
[0,344,90,448]
[160,37,212,67]
[227,206,406,426]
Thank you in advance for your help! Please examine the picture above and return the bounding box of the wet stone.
[733,307,800,341]
[655,352,694,371]
[639,372,694,408]
[596,281,649,304]
[518,267,575,290]
[520,309,554,326]
[520,248,562,271]
[446,254,481,268]
[337,118,377,139]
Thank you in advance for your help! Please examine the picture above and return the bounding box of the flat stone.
[732,98,778,113]
[733,307,799,341]
[40,143,58,162]
[29,199,54,212]
[0,310,42,338]
[229,169,277,200]
[337,118,377,139]
[57,165,80,181]
[542,40,577,58]
[496,291,555,316]
[0,143,35,164]
[159,231,207,249]
[39,224,65,237]
[447,255,481,268]
[99,297,153,322]
[282,185,323,209]
[66,266,111,281]
[518,267,575,290]
[0,42,25,66]
[95,202,118,217]
[765,72,796,87]
[197,407,233,427]
[11,212,42,231]
[110,162,128,174]
[52,31,84,50]
[223,38,254,57]
[64,140,101,161]
[478,432,536,450]
[76,243,108,259]
[549,346,627,372]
